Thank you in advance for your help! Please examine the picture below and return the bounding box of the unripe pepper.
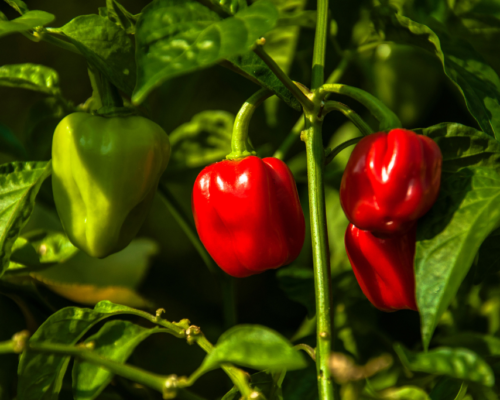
[345,223,418,312]
[52,112,170,258]
[340,128,442,235]
[192,156,305,278]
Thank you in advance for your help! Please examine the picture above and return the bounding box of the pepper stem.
[226,88,273,160]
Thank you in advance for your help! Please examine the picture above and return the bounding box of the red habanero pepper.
[340,128,442,235]
[345,223,418,312]
[192,156,305,278]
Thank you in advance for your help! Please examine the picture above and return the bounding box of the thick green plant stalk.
[306,0,335,399]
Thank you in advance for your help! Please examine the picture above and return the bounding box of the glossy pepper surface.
[52,112,171,258]
[345,223,418,312]
[192,156,305,278]
[340,128,442,235]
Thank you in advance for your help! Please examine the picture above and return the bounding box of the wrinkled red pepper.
[345,223,418,312]
[340,128,442,235]
[192,156,305,278]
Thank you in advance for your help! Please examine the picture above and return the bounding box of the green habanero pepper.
[52,112,171,258]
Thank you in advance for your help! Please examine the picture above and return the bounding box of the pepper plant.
[1,0,500,399]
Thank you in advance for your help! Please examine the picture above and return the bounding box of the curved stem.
[254,45,314,111]
[303,121,334,400]
[322,102,373,136]
[28,342,167,393]
[295,343,317,361]
[273,54,351,161]
[227,88,273,160]
[157,183,237,328]
[311,0,329,90]
[320,84,401,131]
[325,137,363,166]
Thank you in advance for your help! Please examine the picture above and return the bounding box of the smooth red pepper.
[340,129,442,235]
[345,223,418,312]
[192,156,305,278]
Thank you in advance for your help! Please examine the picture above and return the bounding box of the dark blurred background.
[0,0,482,399]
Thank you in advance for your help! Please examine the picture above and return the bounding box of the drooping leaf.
[0,161,52,278]
[415,166,500,349]
[17,301,166,400]
[0,10,54,38]
[222,51,301,111]
[73,320,169,400]
[394,344,494,386]
[133,0,279,104]
[167,110,233,170]
[53,15,136,96]
[374,6,500,140]
[201,325,307,371]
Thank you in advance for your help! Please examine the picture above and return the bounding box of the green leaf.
[0,10,54,38]
[23,230,78,264]
[436,332,500,357]
[429,377,466,400]
[222,51,301,111]
[375,7,500,139]
[167,110,233,170]
[17,301,158,400]
[445,8,500,76]
[0,161,51,278]
[325,186,350,275]
[0,64,61,97]
[394,344,494,386]
[7,230,78,274]
[263,0,306,125]
[73,320,169,400]
[4,0,29,14]
[416,167,500,349]
[103,0,139,34]
[414,123,500,173]
[196,0,247,15]
[0,122,27,159]
[133,0,279,104]
[377,386,430,400]
[202,325,307,371]
[53,15,136,96]
[30,239,157,308]
[222,371,283,400]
